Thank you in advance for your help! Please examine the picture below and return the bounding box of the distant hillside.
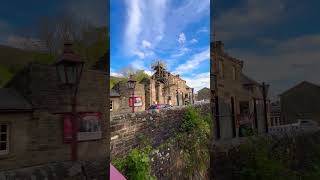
[0,45,56,86]
[0,26,109,87]
[110,70,151,89]
[110,76,125,89]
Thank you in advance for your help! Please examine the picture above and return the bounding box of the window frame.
[0,123,9,155]
[110,100,113,111]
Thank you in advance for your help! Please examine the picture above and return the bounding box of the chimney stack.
[213,41,224,53]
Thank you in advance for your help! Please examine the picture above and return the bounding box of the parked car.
[269,119,319,136]
[148,104,173,111]
[297,119,318,130]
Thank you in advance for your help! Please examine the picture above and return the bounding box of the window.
[232,66,236,80]
[110,100,113,111]
[0,124,9,155]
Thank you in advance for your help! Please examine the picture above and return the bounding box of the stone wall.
[1,63,109,173]
[0,160,108,179]
[110,103,210,157]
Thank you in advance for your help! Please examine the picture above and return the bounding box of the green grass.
[0,64,13,87]
[0,45,57,87]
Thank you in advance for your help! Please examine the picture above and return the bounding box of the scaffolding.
[151,60,176,104]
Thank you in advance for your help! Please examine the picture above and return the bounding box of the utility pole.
[262,82,269,133]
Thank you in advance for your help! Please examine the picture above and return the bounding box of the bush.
[178,106,211,177]
[113,146,156,180]
[235,134,320,180]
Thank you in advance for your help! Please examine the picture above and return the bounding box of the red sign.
[129,96,143,107]
[63,112,102,143]
[63,114,73,143]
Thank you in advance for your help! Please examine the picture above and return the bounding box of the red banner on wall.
[63,114,73,143]
[129,96,143,107]
[63,112,102,143]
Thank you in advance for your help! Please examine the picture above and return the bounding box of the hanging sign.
[63,112,102,143]
[129,96,143,107]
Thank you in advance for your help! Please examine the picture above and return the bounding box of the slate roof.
[280,81,320,96]
[110,89,120,97]
[240,73,261,86]
[0,88,33,111]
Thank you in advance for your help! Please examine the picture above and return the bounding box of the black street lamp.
[260,82,270,133]
[127,75,136,113]
[55,43,84,161]
[56,43,84,86]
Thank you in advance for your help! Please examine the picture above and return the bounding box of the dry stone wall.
[110,103,210,157]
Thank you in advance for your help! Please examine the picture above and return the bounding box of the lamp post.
[127,75,136,113]
[261,82,270,133]
[55,43,84,161]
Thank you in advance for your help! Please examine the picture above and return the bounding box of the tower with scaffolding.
[149,60,194,106]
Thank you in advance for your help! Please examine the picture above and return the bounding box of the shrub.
[235,133,320,180]
[178,106,211,177]
[113,146,156,180]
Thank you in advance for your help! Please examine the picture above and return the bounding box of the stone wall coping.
[111,103,209,118]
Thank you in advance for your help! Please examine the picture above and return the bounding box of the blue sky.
[213,0,320,100]
[0,0,106,46]
[110,0,210,91]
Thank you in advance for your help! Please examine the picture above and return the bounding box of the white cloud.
[196,27,208,34]
[124,0,167,57]
[142,40,151,48]
[190,38,198,44]
[133,50,145,59]
[124,0,142,54]
[131,59,147,70]
[174,47,210,75]
[110,69,124,77]
[119,0,209,73]
[144,70,153,76]
[178,32,186,44]
[183,72,210,91]
[171,47,190,58]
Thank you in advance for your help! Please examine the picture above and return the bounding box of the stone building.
[0,88,33,157]
[280,81,320,125]
[0,61,108,178]
[110,61,195,114]
[211,41,269,139]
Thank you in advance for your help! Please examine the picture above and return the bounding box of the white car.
[297,119,319,131]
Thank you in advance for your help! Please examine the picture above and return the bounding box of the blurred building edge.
[92,52,109,72]
[211,41,271,139]
[110,60,195,114]
[279,81,320,125]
